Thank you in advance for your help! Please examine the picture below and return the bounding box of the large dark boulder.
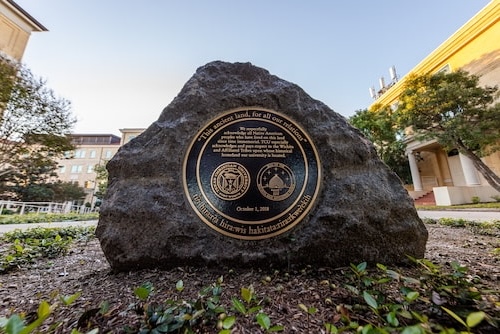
[96,61,427,271]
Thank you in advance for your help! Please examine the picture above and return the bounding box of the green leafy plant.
[255,312,284,333]
[327,260,498,333]
[231,285,262,316]
[216,313,236,334]
[441,307,486,333]
[135,277,228,333]
[0,292,82,334]
[298,303,317,330]
[0,301,51,334]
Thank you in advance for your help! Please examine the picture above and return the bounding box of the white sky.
[15,0,491,136]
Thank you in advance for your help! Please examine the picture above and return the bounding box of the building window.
[87,165,94,173]
[437,64,451,74]
[58,165,66,173]
[74,150,86,158]
[390,102,399,111]
[70,165,83,173]
[89,150,97,158]
[105,150,113,159]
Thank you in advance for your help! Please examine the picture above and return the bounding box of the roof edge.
[4,0,48,31]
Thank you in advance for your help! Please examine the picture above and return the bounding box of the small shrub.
[471,196,480,204]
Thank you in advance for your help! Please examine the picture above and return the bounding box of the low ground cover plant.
[0,226,95,273]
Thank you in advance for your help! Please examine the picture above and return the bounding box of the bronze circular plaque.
[183,108,321,240]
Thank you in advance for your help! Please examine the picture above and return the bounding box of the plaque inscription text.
[183,108,321,240]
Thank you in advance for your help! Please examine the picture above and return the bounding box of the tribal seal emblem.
[257,162,295,201]
[211,162,250,200]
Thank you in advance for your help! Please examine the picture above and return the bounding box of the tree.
[0,55,16,112]
[349,107,411,183]
[397,70,500,192]
[0,55,76,199]
[0,149,58,201]
[0,55,75,169]
[93,162,109,205]
[50,181,86,202]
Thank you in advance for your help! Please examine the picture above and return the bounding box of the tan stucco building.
[369,0,500,205]
[0,0,46,61]
[55,134,121,205]
[54,129,145,205]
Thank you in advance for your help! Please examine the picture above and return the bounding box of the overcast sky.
[16,0,491,136]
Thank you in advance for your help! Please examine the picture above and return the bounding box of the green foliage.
[130,277,284,334]
[397,70,500,155]
[421,217,500,237]
[0,212,99,224]
[2,259,497,332]
[231,285,262,316]
[298,303,318,331]
[349,107,411,183]
[0,301,51,334]
[396,70,500,192]
[0,54,75,200]
[255,312,284,332]
[135,277,229,333]
[0,56,16,109]
[0,162,88,203]
[441,307,486,333]
[0,292,82,334]
[0,226,95,273]
[93,163,108,202]
[324,259,496,333]
[417,202,500,210]
[471,196,480,204]
[129,277,286,333]
[134,282,155,301]
[49,181,87,202]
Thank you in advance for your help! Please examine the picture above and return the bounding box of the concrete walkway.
[417,210,500,222]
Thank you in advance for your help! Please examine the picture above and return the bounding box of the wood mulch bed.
[0,224,499,333]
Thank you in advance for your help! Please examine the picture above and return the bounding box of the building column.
[407,151,423,191]
[459,153,480,185]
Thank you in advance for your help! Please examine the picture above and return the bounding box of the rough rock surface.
[96,61,428,271]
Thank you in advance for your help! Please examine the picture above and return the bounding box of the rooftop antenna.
[379,77,386,90]
[369,86,376,99]
[389,65,398,82]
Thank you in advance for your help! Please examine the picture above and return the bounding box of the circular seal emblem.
[183,108,321,240]
[257,162,295,201]
[211,162,250,200]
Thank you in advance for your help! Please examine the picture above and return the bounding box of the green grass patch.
[422,217,500,237]
[0,212,99,225]
[416,202,500,210]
